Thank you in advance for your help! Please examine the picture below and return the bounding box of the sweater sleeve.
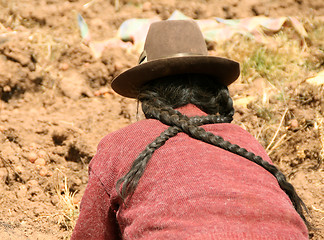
[71,170,121,240]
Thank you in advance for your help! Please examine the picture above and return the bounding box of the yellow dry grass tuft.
[55,170,79,239]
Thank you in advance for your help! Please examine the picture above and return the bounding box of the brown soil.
[0,0,323,239]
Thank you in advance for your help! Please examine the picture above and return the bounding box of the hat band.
[138,51,206,64]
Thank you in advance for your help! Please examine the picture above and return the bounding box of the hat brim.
[111,56,240,98]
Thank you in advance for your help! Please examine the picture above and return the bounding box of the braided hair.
[116,74,309,226]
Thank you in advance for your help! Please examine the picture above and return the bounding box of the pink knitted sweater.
[71,105,308,240]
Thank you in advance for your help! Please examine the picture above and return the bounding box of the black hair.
[116,74,309,226]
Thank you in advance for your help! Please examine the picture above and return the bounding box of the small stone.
[290,119,298,128]
[27,151,38,163]
[27,179,39,188]
[59,62,69,71]
[14,165,24,174]
[34,158,46,166]
[3,85,11,92]
[37,150,47,159]
[39,166,48,176]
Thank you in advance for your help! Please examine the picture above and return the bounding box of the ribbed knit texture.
[71,105,308,240]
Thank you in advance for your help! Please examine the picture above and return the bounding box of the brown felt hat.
[111,20,240,98]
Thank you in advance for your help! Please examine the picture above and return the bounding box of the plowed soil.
[0,0,323,239]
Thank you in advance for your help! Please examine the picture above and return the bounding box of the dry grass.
[55,170,79,239]
[315,113,324,167]
[215,17,323,131]
[214,18,323,86]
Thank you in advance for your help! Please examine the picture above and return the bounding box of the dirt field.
[0,0,323,239]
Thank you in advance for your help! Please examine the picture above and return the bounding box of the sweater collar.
[176,104,208,117]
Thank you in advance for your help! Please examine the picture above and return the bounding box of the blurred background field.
[0,0,323,239]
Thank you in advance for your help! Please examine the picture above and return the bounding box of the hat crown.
[143,20,208,62]
[111,20,240,98]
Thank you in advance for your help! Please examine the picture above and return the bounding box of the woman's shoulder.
[205,123,257,140]
[89,119,168,174]
[96,119,168,152]
[204,123,272,163]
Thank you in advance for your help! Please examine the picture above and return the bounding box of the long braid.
[116,74,308,226]
[156,112,308,224]
[116,125,181,199]
[116,108,231,200]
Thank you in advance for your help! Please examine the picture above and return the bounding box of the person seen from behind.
[71,20,309,240]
